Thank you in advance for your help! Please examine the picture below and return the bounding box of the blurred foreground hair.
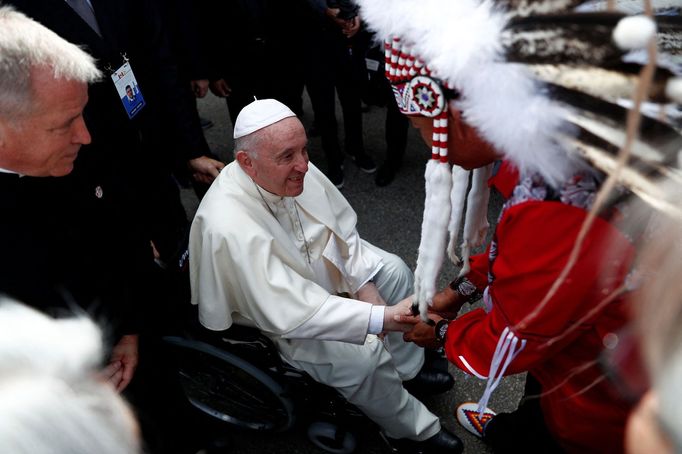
[0,299,140,454]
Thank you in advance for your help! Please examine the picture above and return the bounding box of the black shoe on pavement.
[403,368,454,397]
[195,436,233,454]
[375,163,397,186]
[350,152,377,174]
[327,166,345,189]
[385,427,464,454]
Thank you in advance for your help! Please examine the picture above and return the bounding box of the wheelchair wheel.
[163,336,295,432]
[307,421,357,454]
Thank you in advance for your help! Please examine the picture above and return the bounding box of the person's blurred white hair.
[0,299,140,454]
[0,5,101,119]
[630,181,682,452]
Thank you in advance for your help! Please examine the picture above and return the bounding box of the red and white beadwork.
[385,38,450,162]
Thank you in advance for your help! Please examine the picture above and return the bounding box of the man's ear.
[236,150,255,177]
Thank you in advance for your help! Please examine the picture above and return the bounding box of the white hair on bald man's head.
[0,299,141,454]
[0,5,101,119]
[233,130,262,159]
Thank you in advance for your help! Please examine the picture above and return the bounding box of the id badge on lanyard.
[110,57,145,119]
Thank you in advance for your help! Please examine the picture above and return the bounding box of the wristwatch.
[435,319,450,345]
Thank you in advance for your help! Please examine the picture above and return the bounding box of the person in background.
[624,183,682,454]
[201,0,307,122]
[0,5,211,453]
[0,4,140,392]
[301,0,377,188]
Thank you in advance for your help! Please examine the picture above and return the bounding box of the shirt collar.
[0,167,21,176]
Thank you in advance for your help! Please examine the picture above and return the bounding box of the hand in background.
[189,156,225,184]
[190,79,209,98]
[209,79,232,98]
[108,334,139,392]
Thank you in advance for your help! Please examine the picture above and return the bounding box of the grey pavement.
[183,93,525,454]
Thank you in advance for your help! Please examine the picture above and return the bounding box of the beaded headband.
[384,37,455,163]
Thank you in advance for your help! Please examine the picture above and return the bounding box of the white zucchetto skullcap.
[233,99,296,139]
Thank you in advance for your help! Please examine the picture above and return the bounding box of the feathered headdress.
[358,0,682,322]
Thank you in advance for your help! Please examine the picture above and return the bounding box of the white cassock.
[189,161,441,440]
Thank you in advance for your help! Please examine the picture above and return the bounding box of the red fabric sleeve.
[464,251,490,290]
[445,200,634,377]
[488,160,519,199]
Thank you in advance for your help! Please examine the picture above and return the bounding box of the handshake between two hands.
[382,287,463,349]
[383,296,446,349]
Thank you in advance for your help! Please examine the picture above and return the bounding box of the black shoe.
[199,116,214,130]
[403,368,454,396]
[195,436,232,454]
[385,428,464,454]
[350,152,377,174]
[375,163,397,186]
[327,166,345,189]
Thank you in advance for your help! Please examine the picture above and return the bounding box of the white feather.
[413,159,438,309]
[446,166,471,265]
[666,77,682,104]
[358,0,577,186]
[577,0,681,14]
[459,165,493,277]
[613,15,657,50]
[413,161,453,321]
[0,301,102,379]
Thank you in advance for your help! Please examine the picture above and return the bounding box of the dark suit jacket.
[0,172,151,338]
[198,0,309,118]
[1,0,201,334]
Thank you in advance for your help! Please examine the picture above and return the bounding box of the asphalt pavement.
[180,92,526,454]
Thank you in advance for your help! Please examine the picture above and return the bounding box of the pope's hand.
[383,296,418,332]
[390,294,423,325]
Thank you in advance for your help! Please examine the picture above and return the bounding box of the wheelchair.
[162,318,374,454]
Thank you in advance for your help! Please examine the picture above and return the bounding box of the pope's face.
[0,66,91,177]
[409,106,500,170]
[243,117,309,197]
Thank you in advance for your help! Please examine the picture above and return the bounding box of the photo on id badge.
[112,62,145,119]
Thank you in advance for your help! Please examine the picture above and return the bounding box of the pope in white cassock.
[189,99,463,452]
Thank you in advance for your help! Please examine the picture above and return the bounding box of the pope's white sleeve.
[325,230,384,293]
[282,294,379,343]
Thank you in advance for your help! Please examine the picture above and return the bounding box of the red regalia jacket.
[446,162,635,453]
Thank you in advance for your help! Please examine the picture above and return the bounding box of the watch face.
[437,320,449,342]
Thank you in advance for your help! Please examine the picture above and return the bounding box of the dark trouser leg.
[125,267,217,454]
[384,94,408,169]
[225,87,257,126]
[334,41,365,156]
[376,85,408,186]
[483,374,564,454]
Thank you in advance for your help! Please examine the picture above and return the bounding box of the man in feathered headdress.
[358,0,682,452]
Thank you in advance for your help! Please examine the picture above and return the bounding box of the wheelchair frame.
[162,322,373,453]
